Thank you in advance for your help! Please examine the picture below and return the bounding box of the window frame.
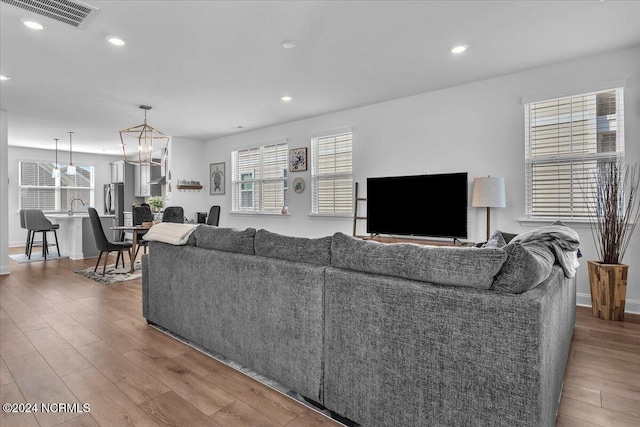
[310,129,354,216]
[524,87,625,221]
[18,159,95,211]
[231,140,289,214]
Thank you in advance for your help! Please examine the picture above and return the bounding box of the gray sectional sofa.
[142,226,577,427]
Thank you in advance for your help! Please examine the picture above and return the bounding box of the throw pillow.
[484,230,508,248]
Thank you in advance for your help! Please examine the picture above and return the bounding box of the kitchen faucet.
[70,198,85,213]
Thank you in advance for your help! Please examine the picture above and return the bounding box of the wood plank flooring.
[1,247,639,426]
[1,248,341,427]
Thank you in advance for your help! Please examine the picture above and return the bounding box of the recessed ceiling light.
[106,35,127,46]
[281,40,297,49]
[281,95,293,102]
[451,44,468,54]
[23,20,44,30]
[0,75,10,81]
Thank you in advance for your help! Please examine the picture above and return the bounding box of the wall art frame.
[210,162,225,195]
[289,147,308,172]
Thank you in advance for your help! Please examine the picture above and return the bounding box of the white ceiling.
[1,0,640,155]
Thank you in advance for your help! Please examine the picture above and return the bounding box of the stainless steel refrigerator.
[104,183,124,227]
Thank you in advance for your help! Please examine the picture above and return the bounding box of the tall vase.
[588,260,628,321]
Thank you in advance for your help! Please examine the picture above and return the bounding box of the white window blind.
[231,141,288,213]
[311,131,353,215]
[19,161,95,211]
[525,88,624,219]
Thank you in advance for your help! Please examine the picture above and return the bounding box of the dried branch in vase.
[588,162,640,264]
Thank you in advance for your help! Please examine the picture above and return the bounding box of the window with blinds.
[231,141,288,213]
[525,88,624,219]
[311,130,353,215]
[19,161,94,211]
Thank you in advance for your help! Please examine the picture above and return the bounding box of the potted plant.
[148,195,167,213]
[587,161,640,321]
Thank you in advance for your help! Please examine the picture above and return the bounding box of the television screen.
[366,172,468,239]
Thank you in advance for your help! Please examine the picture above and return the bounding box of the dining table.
[110,225,151,273]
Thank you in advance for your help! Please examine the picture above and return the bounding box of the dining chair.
[132,205,153,258]
[88,207,132,274]
[162,206,184,223]
[23,209,60,260]
[20,209,32,255]
[206,205,220,226]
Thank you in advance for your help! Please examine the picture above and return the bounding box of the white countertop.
[45,212,115,219]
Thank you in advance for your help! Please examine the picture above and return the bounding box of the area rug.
[73,262,142,285]
[9,253,69,263]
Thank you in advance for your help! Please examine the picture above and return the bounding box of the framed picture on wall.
[210,162,225,195]
[289,147,308,172]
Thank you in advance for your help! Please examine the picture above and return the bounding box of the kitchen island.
[45,212,115,260]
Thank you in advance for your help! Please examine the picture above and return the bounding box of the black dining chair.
[132,205,153,258]
[88,207,132,274]
[162,206,184,223]
[206,205,220,226]
[20,209,32,255]
[23,209,60,260]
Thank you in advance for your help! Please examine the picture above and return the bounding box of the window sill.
[230,211,289,217]
[518,217,594,229]
[308,213,353,220]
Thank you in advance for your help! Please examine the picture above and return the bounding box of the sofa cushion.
[491,241,555,293]
[331,232,507,289]
[194,226,256,254]
[254,229,332,266]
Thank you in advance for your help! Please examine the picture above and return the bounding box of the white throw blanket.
[511,225,580,278]
[142,223,197,245]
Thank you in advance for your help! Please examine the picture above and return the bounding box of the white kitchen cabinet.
[111,161,125,183]
[134,164,161,197]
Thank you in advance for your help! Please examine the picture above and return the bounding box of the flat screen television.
[366,172,468,239]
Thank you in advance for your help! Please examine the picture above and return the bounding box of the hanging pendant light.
[119,105,170,166]
[51,138,61,178]
[67,131,76,175]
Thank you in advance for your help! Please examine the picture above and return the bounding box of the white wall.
[0,110,9,274]
[6,146,123,246]
[190,45,640,312]
[165,137,209,223]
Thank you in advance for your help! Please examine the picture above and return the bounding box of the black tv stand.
[361,235,475,247]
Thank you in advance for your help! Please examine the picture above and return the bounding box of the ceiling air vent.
[1,0,99,28]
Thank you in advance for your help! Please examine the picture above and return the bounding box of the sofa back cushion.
[331,232,507,289]
[194,226,256,254]
[491,242,556,294]
[254,229,332,266]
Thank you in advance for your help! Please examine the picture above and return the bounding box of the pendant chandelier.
[67,131,76,175]
[119,105,170,166]
[51,138,61,178]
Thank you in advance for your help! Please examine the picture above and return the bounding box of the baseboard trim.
[576,292,640,315]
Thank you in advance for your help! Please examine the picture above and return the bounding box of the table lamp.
[472,176,506,241]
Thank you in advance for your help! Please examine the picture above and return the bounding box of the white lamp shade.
[472,177,506,208]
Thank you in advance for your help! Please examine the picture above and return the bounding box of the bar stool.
[23,209,60,260]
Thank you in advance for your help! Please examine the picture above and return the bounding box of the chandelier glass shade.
[67,131,76,175]
[119,105,169,166]
[52,138,61,178]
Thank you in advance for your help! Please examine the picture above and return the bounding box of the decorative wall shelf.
[177,184,203,190]
[177,179,202,190]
